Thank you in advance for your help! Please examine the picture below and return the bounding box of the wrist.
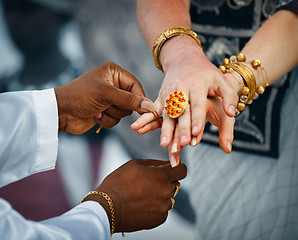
[54,86,68,131]
[81,191,118,235]
[224,71,244,97]
[160,35,205,72]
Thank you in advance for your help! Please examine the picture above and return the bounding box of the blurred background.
[0,0,196,239]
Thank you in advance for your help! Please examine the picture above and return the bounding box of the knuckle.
[105,61,116,69]
[179,125,189,134]
[159,89,167,99]
[161,187,173,199]
[155,172,169,184]
[160,213,168,225]
[130,159,138,165]
[180,164,188,178]
[101,62,112,72]
[160,204,170,214]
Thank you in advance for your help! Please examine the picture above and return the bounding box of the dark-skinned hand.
[54,62,156,134]
[83,159,187,233]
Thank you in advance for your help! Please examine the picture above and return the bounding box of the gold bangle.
[220,53,270,116]
[233,53,269,95]
[81,191,116,235]
[220,62,256,115]
[153,26,202,71]
[235,63,256,102]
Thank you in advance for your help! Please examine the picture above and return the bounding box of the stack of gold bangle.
[219,53,269,116]
[153,26,202,71]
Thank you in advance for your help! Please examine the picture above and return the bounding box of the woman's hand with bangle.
[131,36,239,166]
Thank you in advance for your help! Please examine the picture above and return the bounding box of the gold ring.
[152,110,159,120]
[169,198,175,211]
[165,91,189,118]
[152,110,162,126]
[173,182,180,198]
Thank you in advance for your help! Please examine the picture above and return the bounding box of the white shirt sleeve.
[0,89,111,239]
[0,89,58,187]
[0,199,111,240]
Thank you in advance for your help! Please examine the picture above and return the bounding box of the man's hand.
[54,62,156,134]
[87,159,187,233]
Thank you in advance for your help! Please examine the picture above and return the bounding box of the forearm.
[137,0,191,48]
[0,90,58,188]
[0,199,110,240]
[137,0,206,72]
[241,10,298,87]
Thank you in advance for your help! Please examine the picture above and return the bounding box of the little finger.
[136,117,163,134]
[218,115,235,154]
[131,101,163,131]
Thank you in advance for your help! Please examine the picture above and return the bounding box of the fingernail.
[192,125,200,135]
[226,140,232,153]
[130,121,139,129]
[191,136,197,147]
[170,155,179,168]
[200,133,204,141]
[137,127,144,134]
[96,113,102,120]
[228,105,236,116]
[180,135,187,145]
[171,143,178,153]
[160,136,167,145]
[141,100,156,112]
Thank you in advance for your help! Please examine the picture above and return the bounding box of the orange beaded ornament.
[165,91,189,118]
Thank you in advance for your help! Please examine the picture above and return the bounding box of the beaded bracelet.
[81,191,116,235]
[229,53,269,99]
[219,54,269,116]
[153,26,202,71]
[220,62,256,115]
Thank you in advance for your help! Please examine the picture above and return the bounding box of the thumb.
[106,86,157,114]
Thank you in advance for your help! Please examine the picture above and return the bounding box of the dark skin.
[55,62,156,134]
[54,62,186,233]
[85,159,187,233]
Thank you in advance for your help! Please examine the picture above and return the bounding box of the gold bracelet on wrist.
[231,53,269,96]
[219,53,269,116]
[81,191,116,235]
[220,62,256,116]
[152,26,203,71]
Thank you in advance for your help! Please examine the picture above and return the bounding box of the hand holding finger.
[168,123,182,167]
[55,62,156,134]
[131,100,164,131]
[94,159,187,233]
[135,116,163,134]
[206,96,235,153]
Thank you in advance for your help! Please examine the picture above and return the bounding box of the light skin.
[131,0,298,167]
[54,62,187,233]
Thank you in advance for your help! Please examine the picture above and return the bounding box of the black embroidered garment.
[190,0,294,158]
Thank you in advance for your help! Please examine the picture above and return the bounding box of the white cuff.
[78,201,111,236]
[32,89,58,172]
